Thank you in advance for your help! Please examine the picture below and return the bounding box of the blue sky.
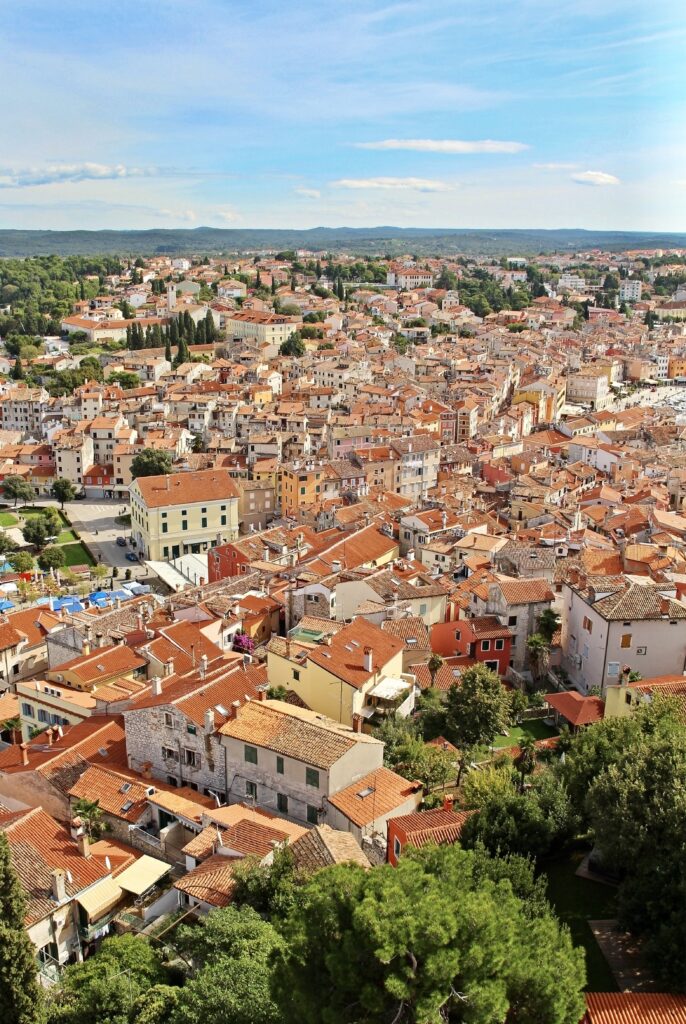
[1,0,685,231]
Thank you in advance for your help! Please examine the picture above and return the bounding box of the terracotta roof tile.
[290,824,370,870]
[173,854,238,907]
[133,468,239,509]
[327,767,422,827]
[584,993,686,1024]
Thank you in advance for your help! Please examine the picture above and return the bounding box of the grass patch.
[56,528,78,544]
[18,507,70,527]
[543,851,619,992]
[60,542,95,567]
[490,719,557,749]
[0,512,18,527]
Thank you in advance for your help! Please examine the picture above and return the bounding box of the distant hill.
[1,226,685,258]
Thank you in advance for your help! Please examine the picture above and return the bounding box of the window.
[201,517,207,528]
[582,616,593,633]
[393,837,402,859]
[454,629,461,641]
[244,744,258,764]
[481,640,491,652]
[292,669,300,681]
[276,756,284,775]
[305,766,320,788]
[508,615,518,627]
[21,703,34,718]
[620,634,632,649]
[221,515,226,526]
[162,523,168,533]
[187,724,197,735]
[184,749,201,769]
[306,804,319,824]
[419,603,427,615]
[164,712,174,728]
[277,793,289,814]
[182,520,188,531]
[38,709,48,723]
[245,781,257,799]
[607,662,620,677]
[300,487,306,495]
[494,639,504,651]
[625,692,633,706]
[162,746,178,761]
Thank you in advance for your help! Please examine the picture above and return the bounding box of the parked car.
[116,536,127,547]
[125,552,138,562]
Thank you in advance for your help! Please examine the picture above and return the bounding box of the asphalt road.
[27,497,148,578]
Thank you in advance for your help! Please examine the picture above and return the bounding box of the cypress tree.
[145,325,153,348]
[256,270,262,289]
[125,324,132,350]
[175,337,190,366]
[11,358,24,381]
[170,318,179,346]
[152,323,162,348]
[164,334,172,364]
[195,320,206,346]
[316,259,322,278]
[271,278,277,295]
[204,309,216,343]
[0,832,44,1024]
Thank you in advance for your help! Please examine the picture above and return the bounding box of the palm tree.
[515,736,537,792]
[427,652,444,687]
[537,608,560,644]
[72,798,108,839]
[526,632,550,689]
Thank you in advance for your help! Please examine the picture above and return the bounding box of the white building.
[619,279,643,302]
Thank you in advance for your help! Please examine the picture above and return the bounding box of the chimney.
[200,653,208,679]
[51,868,67,903]
[443,794,454,812]
[263,545,269,562]
[20,743,29,766]
[352,713,363,734]
[204,707,214,733]
[96,632,104,648]
[190,644,196,667]
[257,685,268,702]
[363,647,373,673]
[82,640,91,656]
[141,760,153,780]
[441,511,448,529]
[71,818,91,859]
[331,559,342,573]
[46,727,54,747]
[406,548,415,562]
[152,676,163,696]
[165,657,175,677]
[136,614,144,632]
[660,597,671,616]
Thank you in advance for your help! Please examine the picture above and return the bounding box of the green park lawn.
[56,528,78,544]
[60,542,95,567]
[0,512,18,527]
[490,718,557,749]
[543,852,619,992]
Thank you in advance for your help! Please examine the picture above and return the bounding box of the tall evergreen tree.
[152,323,162,348]
[204,309,216,343]
[170,318,179,346]
[256,270,262,289]
[195,320,206,346]
[145,325,153,348]
[0,833,44,1024]
[175,337,190,367]
[164,334,172,364]
[11,358,24,380]
[125,324,132,350]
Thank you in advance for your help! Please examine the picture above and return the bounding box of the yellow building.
[604,675,686,719]
[130,468,240,560]
[267,618,410,727]
[224,310,300,346]
[280,461,325,516]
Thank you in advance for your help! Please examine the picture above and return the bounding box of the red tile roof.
[327,767,422,827]
[133,468,239,508]
[391,806,473,848]
[584,993,686,1024]
[546,690,605,726]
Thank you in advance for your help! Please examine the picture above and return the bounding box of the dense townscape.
[0,245,686,1024]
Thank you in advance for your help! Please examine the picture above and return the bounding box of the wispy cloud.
[571,170,620,186]
[332,177,456,192]
[533,162,579,170]
[294,187,321,199]
[355,138,528,154]
[0,162,159,188]
[212,206,241,223]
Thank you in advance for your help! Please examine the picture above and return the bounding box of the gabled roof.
[290,824,370,869]
[327,766,422,827]
[391,806,473,848]
[545,690,605,726]
[584,993,686,1024]
[307,618,404,689]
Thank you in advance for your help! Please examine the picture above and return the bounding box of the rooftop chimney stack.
[165,657,175,677]
[152,676,163,696]
[443,794,454,812]
[200,653,209,678]
[363,647,373,673]
[204,707,214,733]
[19,743,29,767]
[51,868,67,903]
[352,713,363,734]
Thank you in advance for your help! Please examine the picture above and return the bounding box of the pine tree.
[0,833,44,1024]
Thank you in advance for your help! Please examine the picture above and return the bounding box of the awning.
[115,855,170,896]
[368,677,411,701]
[76,876,123,920]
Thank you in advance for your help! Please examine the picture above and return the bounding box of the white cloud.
[294,187,321,199]
[571,170,620,186]
[332,177,456,193]
[0,162,159,188]
[158,207,197,222]
[533,162,579,170]
[355,138,528,154]
[212,206,241,224]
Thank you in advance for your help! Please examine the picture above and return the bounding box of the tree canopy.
[131,449,173,479]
